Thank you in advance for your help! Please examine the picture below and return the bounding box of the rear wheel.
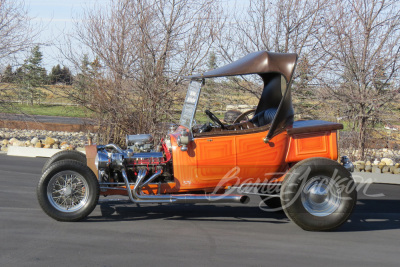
[42,150,87,173]
[281,157,357,231]
[37,160,99,221]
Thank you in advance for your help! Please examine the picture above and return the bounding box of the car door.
[195,135,236,182]
[194,129,289,184]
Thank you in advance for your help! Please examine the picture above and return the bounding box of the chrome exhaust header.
[120,168,249,205]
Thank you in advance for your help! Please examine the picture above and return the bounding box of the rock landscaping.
[353,159,400,174]
[0,128,95,152]
[341,148,400,175]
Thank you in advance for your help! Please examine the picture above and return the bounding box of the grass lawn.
[0,104,92,118]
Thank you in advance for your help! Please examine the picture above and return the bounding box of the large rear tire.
[42,150,87,173]
[281,157,357,231]
[37,160,99,222]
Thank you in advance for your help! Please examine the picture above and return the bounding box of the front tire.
[42,150,87,173]
[281,157,357,231]
[37,160,99,222]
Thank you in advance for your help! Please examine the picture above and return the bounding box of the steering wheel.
[233,109,255,124]
[205,110,226,129]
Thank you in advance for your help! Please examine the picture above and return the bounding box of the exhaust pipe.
[121,169,250,205]
[171,194,250,204]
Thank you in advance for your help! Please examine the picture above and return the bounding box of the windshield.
[179,80,203,129]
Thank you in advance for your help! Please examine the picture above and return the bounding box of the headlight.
[95,151,110,169]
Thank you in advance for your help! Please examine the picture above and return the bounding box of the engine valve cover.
[127,152,164,165]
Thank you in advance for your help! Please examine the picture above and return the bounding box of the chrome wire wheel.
[47,171,90,213]
[300,176,341,217]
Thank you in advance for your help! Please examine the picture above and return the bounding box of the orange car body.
[87,121,342,195]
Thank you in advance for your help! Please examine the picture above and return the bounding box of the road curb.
[7,146,85,158]
[352,171,400,185]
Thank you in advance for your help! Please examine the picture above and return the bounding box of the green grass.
[0,104,92,118]
[194,112,225,124]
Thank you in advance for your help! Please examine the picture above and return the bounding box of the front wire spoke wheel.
[47,171,90,213]
[37,160,99,222]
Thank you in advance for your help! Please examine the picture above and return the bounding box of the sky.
[24,0,246,71]
[26,0,109,70]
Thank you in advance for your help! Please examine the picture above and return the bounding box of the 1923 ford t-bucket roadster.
[37,51,357,231]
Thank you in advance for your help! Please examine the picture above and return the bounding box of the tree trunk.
[358,116,367,159]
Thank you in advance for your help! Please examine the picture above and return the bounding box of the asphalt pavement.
[1,154,400,266]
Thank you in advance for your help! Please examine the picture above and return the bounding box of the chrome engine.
[95,134,172,185]
[126,134,154,152]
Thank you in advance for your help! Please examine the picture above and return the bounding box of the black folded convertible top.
[187,51,297,83]
[188,51,298,141]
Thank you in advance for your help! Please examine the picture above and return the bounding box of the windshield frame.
[179,79,204,130]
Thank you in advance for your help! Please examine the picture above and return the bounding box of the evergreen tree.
[73,54,92,102]
[18,46,47,105]
[81,54,90,74]
[61,66,73,85]
[49,65,73,85]
[49,64,62,84]
[1,64,14,83]
[14,67,24,82]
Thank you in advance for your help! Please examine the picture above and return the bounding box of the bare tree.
[320,0,400,158]
[60,0,223,144]
[0,0,35,62]
[0,0,40,112]
[217,0,329,117]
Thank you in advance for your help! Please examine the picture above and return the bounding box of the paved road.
[0,113,94,125]
[1,155,399,266]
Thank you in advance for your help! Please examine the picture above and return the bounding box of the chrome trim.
[172,194,249,204]
[98,144,123,153]
[126,134,153,147]
[237,191,280,197]
[100,187,127,191]
[99,182,170,186]
[95,151,110,169]
[99,182,129,186]
[98,199,132,204]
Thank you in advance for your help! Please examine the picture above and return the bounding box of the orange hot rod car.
[37,51,357,231]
